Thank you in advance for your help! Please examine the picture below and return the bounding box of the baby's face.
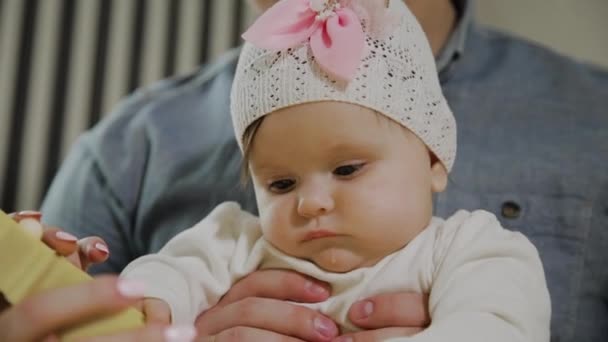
[249,102,447,273]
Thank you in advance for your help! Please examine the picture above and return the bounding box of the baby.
[121,0,551,340]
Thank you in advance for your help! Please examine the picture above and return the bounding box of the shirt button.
[501,201,521,219]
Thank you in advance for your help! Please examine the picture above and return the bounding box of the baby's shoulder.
[189,201,261,237]
[205,201,258,222]
[432,209,536,267]
[207,201,253,215]
[441,209,502,232]
[439,208,506,233]
[434,209,528,253]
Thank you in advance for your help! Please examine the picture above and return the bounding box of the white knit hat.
[231,0,457,171]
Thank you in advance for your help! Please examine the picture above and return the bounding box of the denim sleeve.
[40,49,247,275]
[40,132,141,274]
[575,189,608,340]
[40,90,153,274]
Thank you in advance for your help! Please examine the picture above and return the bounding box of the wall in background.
[0,0,257,212]
[476,0,608,68]
[1,0,607,212]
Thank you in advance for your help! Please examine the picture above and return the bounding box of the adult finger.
[9,210,42,221]
[11,211,109,270]
[333,327,423,342]
[10,212,86,270]
[216,269,330,308]
[210,326,306,342]
[42,232,110,271]
[9,212,83,264]
[348,292,430,329]
[197,297,338,342]
[79,324,197,342]
[77,236,110,269]
[0,276,145,341]
[10,210,44,238]
[42,227,79,257]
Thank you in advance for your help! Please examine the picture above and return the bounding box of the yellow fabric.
[0,211,143,341]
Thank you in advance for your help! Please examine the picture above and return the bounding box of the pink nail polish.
[363,301,373,316]
[19,218,43,239]
[164,325,197,342]
[55,231,78,242]
[314,317,338,338]
[305,280,329,296]
[116,279,146,298]
[95,242,109,254]
[352,300,374,320]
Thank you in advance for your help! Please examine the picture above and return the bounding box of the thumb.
[143,299,172,325]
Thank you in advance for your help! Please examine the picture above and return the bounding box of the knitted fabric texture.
[230,0,457,171]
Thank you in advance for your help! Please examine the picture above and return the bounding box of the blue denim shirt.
[42,1,608,340]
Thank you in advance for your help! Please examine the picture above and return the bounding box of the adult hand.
[195,269,339,342]
[9,210,109,271]
[333,292,430,341]
[2,212,198,341]
[0,211,111,315]
[0,276,197,342]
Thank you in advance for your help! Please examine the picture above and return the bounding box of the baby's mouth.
[302,229,340,242]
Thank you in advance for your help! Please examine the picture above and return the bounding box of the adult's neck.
[405,0,457,56]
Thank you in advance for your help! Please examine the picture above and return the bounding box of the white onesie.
[121,202,551,342]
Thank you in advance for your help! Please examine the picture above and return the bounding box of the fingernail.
[305,280,329,296]
[56,231,78,242]
[116,279,146,298]
[334,337,353,342]
[95,242,109,254]
[314,317,338,338]
[19,218,44,239]
[164,325,197,342]
[352,300,374,320]
[18,210,42,219]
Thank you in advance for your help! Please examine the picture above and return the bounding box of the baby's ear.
[430,160,448,193]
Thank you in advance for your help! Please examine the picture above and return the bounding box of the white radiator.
[0,0,256,212]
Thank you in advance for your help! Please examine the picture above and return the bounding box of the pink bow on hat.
[242,0,369,82]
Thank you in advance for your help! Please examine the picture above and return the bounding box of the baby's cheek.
[366,213,420,254]
[259,210,293,251]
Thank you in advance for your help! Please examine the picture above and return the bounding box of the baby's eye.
[269,179,295,193]
[333,163,365,177]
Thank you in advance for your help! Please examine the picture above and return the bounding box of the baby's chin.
[312,248,379,273]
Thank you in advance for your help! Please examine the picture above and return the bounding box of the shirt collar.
[436,0,473,72]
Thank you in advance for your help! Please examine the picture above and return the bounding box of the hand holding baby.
[0,211,197,342]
